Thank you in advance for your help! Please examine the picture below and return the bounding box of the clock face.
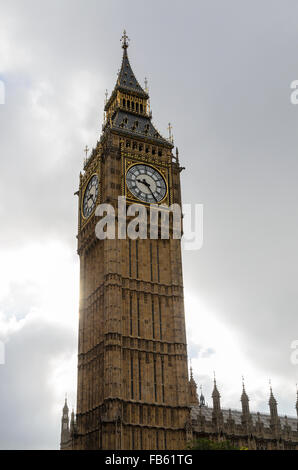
[126,164,167,203]
[82,174,99,218]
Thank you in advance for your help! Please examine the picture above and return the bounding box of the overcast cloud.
[0,0,298,449]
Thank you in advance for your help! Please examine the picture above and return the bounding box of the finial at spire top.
[144,77,148,92]
[121,30,130,49]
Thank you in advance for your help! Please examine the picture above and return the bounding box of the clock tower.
[68,32,191,450]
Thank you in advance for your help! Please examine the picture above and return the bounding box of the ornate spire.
[296,384,298,414]
[212,373,220,399]
[241,377,249,406]
[211,374,223,429]
[268,381,281,436]
[111,30,148,98]
[103,31,172,148]
[240,377,252,429]
[60,395,71,449]
[63,394,69,411]
[121,30,130,49]
[269,381,277,407]
[199,385,206,407]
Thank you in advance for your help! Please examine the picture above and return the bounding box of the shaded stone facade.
[61,33,190,450]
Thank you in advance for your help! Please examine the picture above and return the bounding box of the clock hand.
[149,187,158,202]
[137,178,158,202]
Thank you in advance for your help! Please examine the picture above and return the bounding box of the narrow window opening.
[137,296,140,336]
[159,297,162,340]
[138,357,142,400]
[130,293,133,336]
[161,358,165,402]
[153,359,157,401]
[129,239,132,277]
[136,239,139,278]
[150,242,153,281]
[131,355,134,399]
[151,298,155,339]
[157,244,160,282]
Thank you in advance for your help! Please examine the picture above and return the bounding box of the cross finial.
[105,89,108,104]
[121,30,130,49]
[84,145,89,158]
[168,122,172,139]
[144,77,148,92]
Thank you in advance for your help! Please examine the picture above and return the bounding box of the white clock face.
[82,175,99,218]
[126,164,167,203]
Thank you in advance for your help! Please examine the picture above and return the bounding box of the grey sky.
[0,0,298,449]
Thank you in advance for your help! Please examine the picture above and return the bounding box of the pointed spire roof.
[105,30,148,111]
[269,383,277,406]
[63,394,69,412]
[241,377,249,402]
[117,44,147,96]
[103,31,172,148]
[212,375,220,398]
[199,385,206,407]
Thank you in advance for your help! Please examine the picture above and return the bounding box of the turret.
[212,377,221,412]
[212,376,223,430]
[268,384,281,436]
[269,385,278,419]
[60,396,71,450]
[240,378,252,429]
[199,385,206,408]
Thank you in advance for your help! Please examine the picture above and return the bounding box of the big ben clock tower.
[62,32,191,450]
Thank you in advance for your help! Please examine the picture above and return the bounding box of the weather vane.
[121,30,130,49]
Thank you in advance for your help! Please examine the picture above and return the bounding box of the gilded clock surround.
[81,172,100,220]
[124,157,170,206]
